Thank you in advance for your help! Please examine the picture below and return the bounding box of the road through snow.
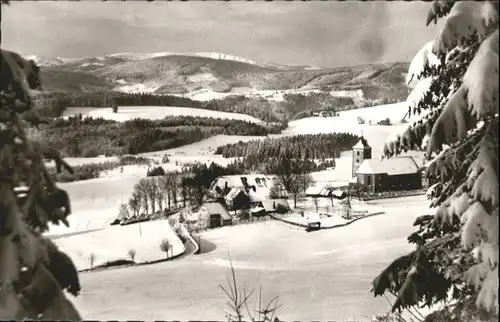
[72,195,430,321]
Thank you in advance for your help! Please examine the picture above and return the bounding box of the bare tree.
[118,203,130,221]
[135,179,150,214]
[127,249,136,262]
[89,253,96,269]
[154,177,165,213]
[159,239,171,258]
[312,196,320,213]
[157,175,171,210]
[289,172,313,208]
[220,254,282,322]
[272,157,313,208]
[169,172,180,209]
[128,190,141,217]
[145,178,158,214]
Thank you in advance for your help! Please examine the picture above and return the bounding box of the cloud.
[1,1,440,67]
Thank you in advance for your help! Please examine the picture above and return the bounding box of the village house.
[210,174,287,205]
[198,202,233,229]
[350,137,422,193]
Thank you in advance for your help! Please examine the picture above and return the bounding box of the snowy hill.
[32,51,410,106]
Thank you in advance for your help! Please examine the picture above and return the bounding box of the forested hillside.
[37,89,398,124]
[39,115,284,156]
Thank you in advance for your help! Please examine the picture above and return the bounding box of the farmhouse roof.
[250,206,266,214]
[356,156,420,175]
[225,188,245,202]
[352,137,371,149]
[262,199,290,212]
[211,174,279,203]
[305,185,323,196]
[201,202,231,220]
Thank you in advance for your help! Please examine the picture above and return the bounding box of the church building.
[351,137,422,194]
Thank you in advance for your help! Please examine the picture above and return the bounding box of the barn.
[355,156,422,193]
[198,202,233,229]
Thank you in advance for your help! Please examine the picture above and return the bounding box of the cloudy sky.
[2,1,441,68]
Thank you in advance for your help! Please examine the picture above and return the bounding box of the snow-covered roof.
[331,190,345,198]
[261,199,290,212]
[250,207,266,213]
[305,185,323,196]
[200,202,231,220]
[225,188,243,202]
[356,156,420,175]
[185,212,199,222]
[211,175,279,203]
[352,137,371,149]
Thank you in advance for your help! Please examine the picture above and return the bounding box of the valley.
[3,1,497,321]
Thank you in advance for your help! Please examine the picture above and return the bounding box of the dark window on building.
[356,159,359,163]
[367,175,372,185]
[356,151,360,156]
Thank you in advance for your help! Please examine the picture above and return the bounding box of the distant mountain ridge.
[31,51,410,103]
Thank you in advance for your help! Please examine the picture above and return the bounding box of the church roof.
[353,137,371,149]
[356,156,420,175]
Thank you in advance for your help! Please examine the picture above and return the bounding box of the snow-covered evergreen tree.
[372,1,498,320]
[0,1,82,319]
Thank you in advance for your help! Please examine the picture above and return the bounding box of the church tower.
[352,136,372,178]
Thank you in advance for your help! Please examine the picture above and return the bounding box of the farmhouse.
[210,174,287,203]
[198,202,233,229]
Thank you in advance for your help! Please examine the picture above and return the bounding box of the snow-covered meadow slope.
[282,102,410,157]
[72,195,431,321]
[53,219,185,271]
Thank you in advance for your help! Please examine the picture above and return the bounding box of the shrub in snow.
[89,253,96,269]
[377,117,391,126]
[275,204,289,214]
[147,166,166,177]
[127,249,136,262]
[374,2,499,320]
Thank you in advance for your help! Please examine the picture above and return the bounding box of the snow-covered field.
[61,106,264,124]
[282,102,414,157]
[73,195,430,321]
[53,219,185,271]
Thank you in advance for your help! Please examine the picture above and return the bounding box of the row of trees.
[40,115,284,157]
[119,173,183,220]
